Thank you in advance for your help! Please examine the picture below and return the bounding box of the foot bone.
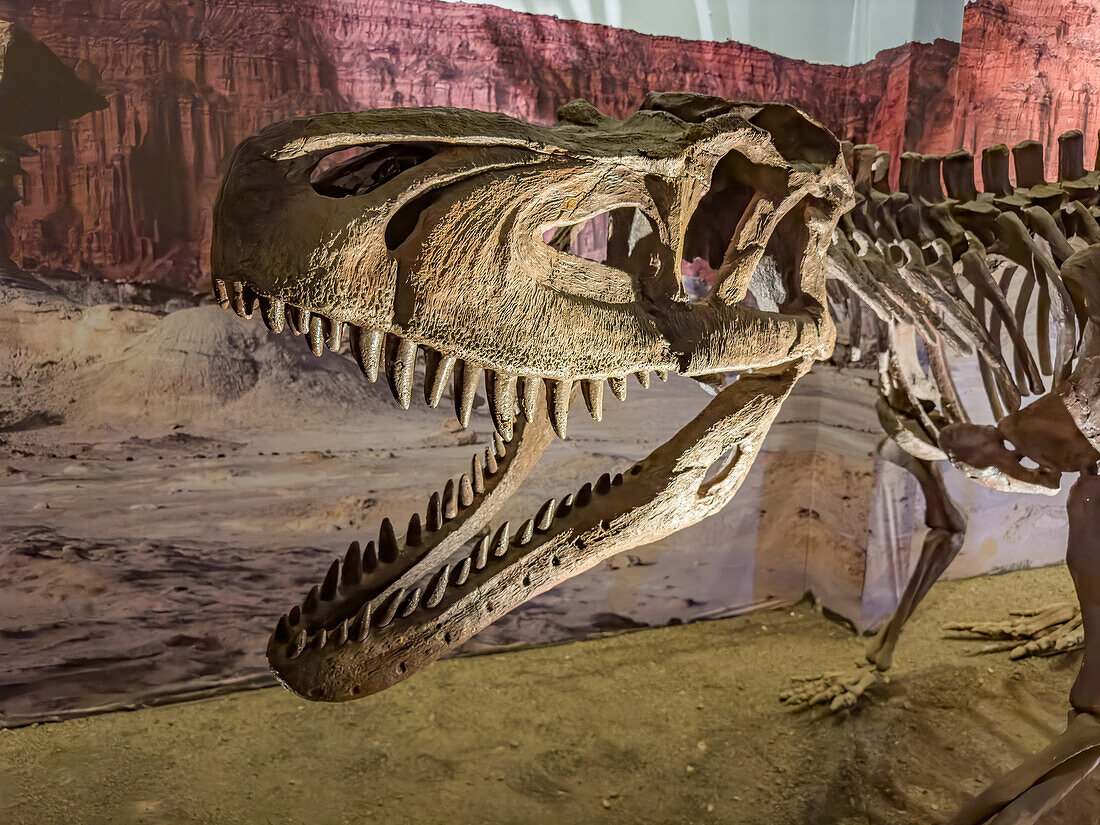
[946,603,1084,659]
[779,662,887,713]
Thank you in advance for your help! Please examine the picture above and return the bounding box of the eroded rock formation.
[0,20,104,271]
[947,0,1100,178]
[4,0,1096,292]
[0,0,951,290]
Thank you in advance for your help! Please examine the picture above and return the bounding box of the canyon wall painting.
[6,0,1093,294]
[0,0,960,290]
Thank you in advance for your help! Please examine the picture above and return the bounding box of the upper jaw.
[211,105,849,396]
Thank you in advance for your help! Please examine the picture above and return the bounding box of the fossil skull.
[210,92,853,701]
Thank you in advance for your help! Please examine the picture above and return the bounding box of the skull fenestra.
[210,92,853,701]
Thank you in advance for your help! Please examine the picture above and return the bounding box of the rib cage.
[827,130,1100,479]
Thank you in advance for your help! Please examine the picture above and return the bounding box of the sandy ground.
[2,564,1097,825]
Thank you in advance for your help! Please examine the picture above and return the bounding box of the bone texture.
[212,94,1100,822]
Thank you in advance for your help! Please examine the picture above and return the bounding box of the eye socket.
[681,155,755,275]
[310,142,441,198]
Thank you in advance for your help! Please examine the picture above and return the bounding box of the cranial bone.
[210,93,852,700]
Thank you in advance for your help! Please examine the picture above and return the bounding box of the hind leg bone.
[780,438,965,712]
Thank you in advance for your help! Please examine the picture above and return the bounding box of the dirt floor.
[2,564,1097,825]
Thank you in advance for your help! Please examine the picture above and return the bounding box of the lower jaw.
[265,365,806,702]
[212,275,811,700]
[267,460,645,701]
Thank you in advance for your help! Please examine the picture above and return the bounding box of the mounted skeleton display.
[826,131,1100,824]
[210,94,1100,823]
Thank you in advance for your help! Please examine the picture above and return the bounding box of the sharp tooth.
[308,314,326,355]
[546,379,572,439]
[350,601,372,641]
[320,558,340,600]
[608,375,627,401]
[513,519,534,546]
[471,455,485,494]
[352,327,385,382]
[311,628,328,650]
[362,540,378,572]
[556,493,575,517]
[491,522,511,557]
[378,518,399,563]
[342,541,363,586]
[493,432,507,458]
[303,585,320,615]
[575,482,593,507]
[474,535,490,569]
[287,306,310,335]
[443,480,458,520]
[274,614,292,642]
[406,513,422,547]
[612,472,624,486]
[581,379,603,421]
[595,473,612,495]
[375,589,404,628]
[452,557,472,586]
[287,629,307,658]
[398,587,421,617]
[454,360,482,428]
[485,371,517,441]
[535,499,556,532]
[485,447,498,475]
[324,317,344,352]
[518,375,540,422]
[656,369,669,382]
[635,371,651,389]
[332,619,349,646]
[459,474,474,507]
[386,335,418,409]
[424,566,450,609]
[260,297,285,333]
[232,282,256,318]
[426,492,443,532]
[212,278,230,307]
[423,350,456,408]
[288,605,301,625]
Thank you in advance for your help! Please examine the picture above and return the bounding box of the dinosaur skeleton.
[211,95,1100,822]
[781,134,1100,713]
[787,135,1100,822]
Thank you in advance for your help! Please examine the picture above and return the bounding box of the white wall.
[444,0,968,65]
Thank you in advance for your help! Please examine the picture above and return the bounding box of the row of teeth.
[272,431,515,641]
[272,468,628,659]
[214,279,668,440]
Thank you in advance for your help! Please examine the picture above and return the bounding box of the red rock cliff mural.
[0,0,956,289]
[1,0,1094,290]
[947,0,1100,178]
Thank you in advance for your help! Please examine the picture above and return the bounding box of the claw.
[947,603,1084,660]
[780,663,886,713]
